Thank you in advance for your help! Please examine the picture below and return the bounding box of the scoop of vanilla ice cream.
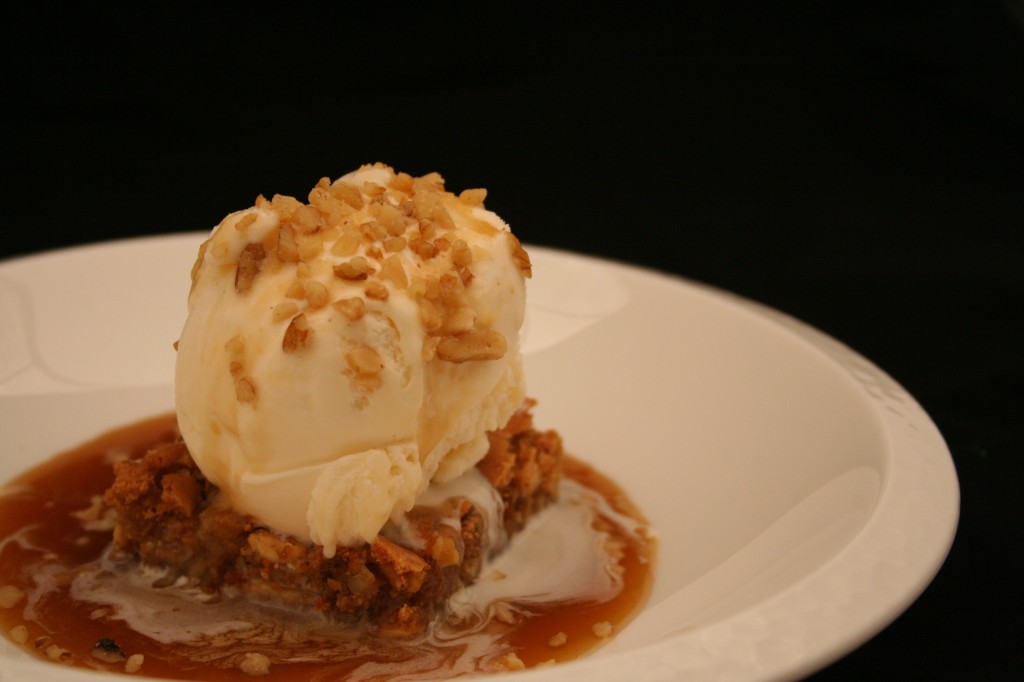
[174,164,531,556]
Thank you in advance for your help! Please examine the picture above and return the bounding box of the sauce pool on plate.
[0,414,656,681]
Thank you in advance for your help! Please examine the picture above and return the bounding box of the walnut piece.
[508,233,532,278]
[436,329,507,363]
[346,344,384,375]
[234,243,266,294]
[282,314,312,353]
[334,256,373,280]
[333,297,366,321]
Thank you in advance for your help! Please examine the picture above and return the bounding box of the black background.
[3,2,1022,679]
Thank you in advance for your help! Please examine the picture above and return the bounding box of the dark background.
[3,2,1022,679]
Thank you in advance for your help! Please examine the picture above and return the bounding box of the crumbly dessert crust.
[103,402,561,637]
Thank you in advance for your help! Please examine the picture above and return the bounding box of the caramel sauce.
[1,414,655,680]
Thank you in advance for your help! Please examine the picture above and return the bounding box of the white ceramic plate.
[0,235,959,681]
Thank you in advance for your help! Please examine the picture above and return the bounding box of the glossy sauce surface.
[0,414,655,680]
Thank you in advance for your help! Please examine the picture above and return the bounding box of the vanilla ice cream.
[175,164,531,556]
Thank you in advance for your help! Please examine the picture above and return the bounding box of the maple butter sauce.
[0,414,656,681]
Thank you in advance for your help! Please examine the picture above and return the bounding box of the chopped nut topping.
[417,204,447,235]
[346,344,384,375]
[277,225,300,263]
[376,202,406,236]
[491,651,526,671]
[418,298,443,332]
[508,232,532,277]
[211,241,231,260]
[331,231,362,257]
[288,204,321,234]
[225,334,245,356]
[422,335,441,360]
[436,329,508,363]
[592,621,613,638]
[408,237,438,260]
[459,188,487,206]
[235,377,258,403]
[234,243,266,294]
[548,631,568,647]
[225,335,258,404]
[411,172,444,194]
[45,643,73,661]
[0,584,25,608]
[334,256,373,280]
[360,220,388,243]
[308,185,351,225]
[285,279,306,300]
[304,280,330,309]
[125,653,145,673]
[411,191,441,222]
[269,193,304,219]
[467,216,499,235]
[202,166,531,379]
[239,652,272,676]
[332,297,366,321]
[379,254,409,289]
[362,181,387,198]
[438,271,466,304]
[417,275,441,301]
[9,624,28,644]
[272,301,299,323]
[353,372,383,392]
[297,234,323,261]
[331,181,364,209]
[492,600,519,625]
[432,204,456,231]
[282,314,312,353]
[390,171,414,193]
[364,281,389,301]
[440,306,476,334]
[451,239,472,267]
[419,218,438,240]
[189,240,209,290]
[319,225,341,243]
[234,212,258,231]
